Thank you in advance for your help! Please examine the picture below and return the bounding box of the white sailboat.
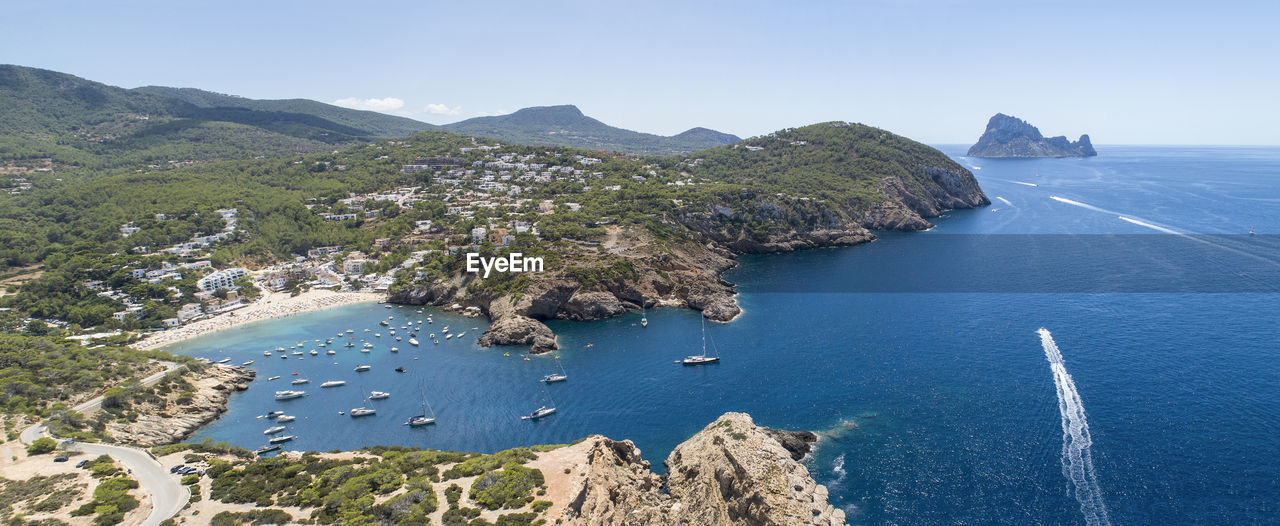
[521,386,557,420]
[370,391,390,400]
[681,317,720,365]
[541,358,568,383]
[350,388,376,417]
[405,388,437,426]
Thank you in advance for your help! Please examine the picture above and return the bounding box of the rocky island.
[967,113,1096,158]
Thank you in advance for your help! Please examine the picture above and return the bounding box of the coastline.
[132,288,384,350]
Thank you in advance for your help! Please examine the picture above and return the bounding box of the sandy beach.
[133,288,384,350]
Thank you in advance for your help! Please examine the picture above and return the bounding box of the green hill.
[441,105,739,155]
[0,65,435,169]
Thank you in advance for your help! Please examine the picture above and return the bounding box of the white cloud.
[424,103,462,116]
[331,97,405,112]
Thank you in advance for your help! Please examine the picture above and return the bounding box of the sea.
[164,146,1280,525]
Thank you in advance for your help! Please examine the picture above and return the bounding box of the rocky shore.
[391,160,988,353]
[106,365,255,446]
[552,412,844,525]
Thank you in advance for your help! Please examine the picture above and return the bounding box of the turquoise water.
[168,146,1280,524]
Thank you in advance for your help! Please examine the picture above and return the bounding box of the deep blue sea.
[166,146,1280,525]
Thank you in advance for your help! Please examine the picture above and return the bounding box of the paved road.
[20,361,190,526]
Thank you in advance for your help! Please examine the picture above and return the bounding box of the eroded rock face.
[561,291,627,321]
[560,413,845,525]
[107,365,255,446]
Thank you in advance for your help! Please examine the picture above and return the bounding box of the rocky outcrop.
[559,413,844,525]
[478,296,559,354]
[967,113,1096,158]
[107,365,254,446]
[560,291,627,321]
[762,427,820,461]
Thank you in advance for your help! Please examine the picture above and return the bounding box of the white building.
[196,267,248,292]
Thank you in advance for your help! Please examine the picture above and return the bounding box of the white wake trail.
[1039,328,1112,526]
[996,196,1015,207]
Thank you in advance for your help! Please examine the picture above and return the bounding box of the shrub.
[469,464,545,510]
[181,473,200,485]
[26,436,57,455]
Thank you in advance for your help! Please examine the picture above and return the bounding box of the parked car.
[75,459,89,468]
[170,464,185,474]
[53,456,69,462]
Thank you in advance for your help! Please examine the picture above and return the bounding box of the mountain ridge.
[440,104,740,155]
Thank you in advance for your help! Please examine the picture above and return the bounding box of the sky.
[3,0,1278,144]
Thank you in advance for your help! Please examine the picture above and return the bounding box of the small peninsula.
[967,113,1096,158]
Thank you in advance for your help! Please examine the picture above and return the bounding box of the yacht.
[326,350,336,355]
[267,375,281,381]
[275,347,285,352]
[409,338,419,346]
[395,366,406,373]
[268,435,296,444]
[355,365,372,372]
[291,351,303,356]
[681,317,721,365]
[457,332,466,338]
[274,390,306,400]
[380,320,389,326]
[264,426,286,435]
[321,380,346,388]
[405,388,437,426]
[263,410,284,418]
[522,406,556,420]
[309,350,318,356]
[276,415,296,423]
[350,407,376,417]
[541,360,568,383]
[370,391,390,399]
[344,342,355,348]
[263,350,272,356]
[390,347,399,352]
[217,358,231,364]
[242,360,254,366]
[446,334,453,340]
[255,445,280,455]
[291,378,309,385]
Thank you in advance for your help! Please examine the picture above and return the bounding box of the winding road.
[20,362,191,526]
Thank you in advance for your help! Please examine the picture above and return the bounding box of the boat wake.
[995,196,1015,207]
[1012,181,1038,187]
[830,453,847,485]
[1038,328,1112,526]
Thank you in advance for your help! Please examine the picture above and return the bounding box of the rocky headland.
[391,125,989,353]
[967,113,1096,158]
[106,365,255,446]
[549,412,843,525]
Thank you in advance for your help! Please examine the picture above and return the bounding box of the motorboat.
[321,380,346,388]
[274,390,306,400]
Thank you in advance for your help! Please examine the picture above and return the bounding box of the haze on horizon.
[3,0,1278,145]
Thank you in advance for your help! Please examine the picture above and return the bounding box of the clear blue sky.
[4,1,1278,144]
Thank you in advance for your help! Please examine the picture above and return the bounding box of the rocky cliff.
[106,365,254,446]
[555,412,844,525]
[967,113,1096,158]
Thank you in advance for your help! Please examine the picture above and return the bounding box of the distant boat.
[390,347,399,353]
[446,334,453,340]
[217,358,231,364]
[321,380,346,388]
[291,378,309,385]
[681,317,720,365]
[263,350,272,356]
[264,426,286,435]
[350,389,377,417]
[344,342,354,348]
[263,410,284,418]
[242,360,254,366]
[521,385,557,420]
[275,347,285,352]
[457,332,466,338]
[326,350,336,355]
[355,365,371,372]
[1250,228,1257,235]
[267,375,280,381]
[380,320,389,326]
[405,388,437,426]
[370,391,390,400]
[276,415,295,423]
[409,338,419,346]
[395,366,406,373]
[541,359,568,383]
[641,306,648,327]
[268,435,296,444]
[291,351,303,356]
[274,390,306,400]
[309,350,318,356]
[255,445,280,455]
